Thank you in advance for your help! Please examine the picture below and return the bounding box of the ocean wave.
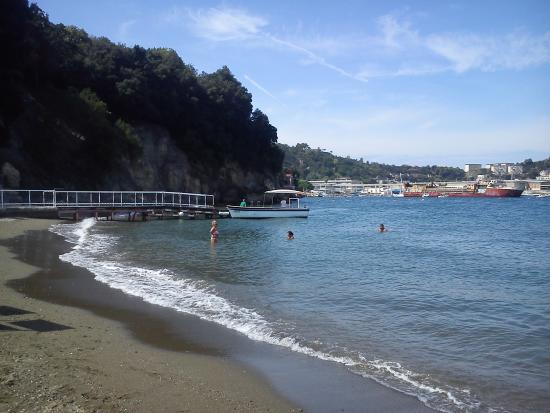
[50,218,488,413]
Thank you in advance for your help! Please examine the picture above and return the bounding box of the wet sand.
[0,218,435,413]
[0,218,299,412]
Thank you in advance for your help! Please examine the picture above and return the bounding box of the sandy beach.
[0,218,299,413]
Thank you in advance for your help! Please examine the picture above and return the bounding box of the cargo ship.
[404,182,523,198]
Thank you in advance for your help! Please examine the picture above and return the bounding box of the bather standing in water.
[210,220,219,242]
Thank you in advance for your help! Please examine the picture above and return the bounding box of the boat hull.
[404,188,523,198]
[446,188,523,197]
[482,188,523,197]
[227,206,309,218]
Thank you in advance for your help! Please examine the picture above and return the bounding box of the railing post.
[28,191,31,206]
[1,190,3,209]
[76,192,78,206]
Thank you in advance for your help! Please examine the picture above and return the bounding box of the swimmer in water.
[287,230,294,240]
[379,224,387,232]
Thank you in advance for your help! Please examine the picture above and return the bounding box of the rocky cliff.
[0,108,276,203]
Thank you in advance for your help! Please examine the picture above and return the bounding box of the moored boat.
[227,189,309,218]
[404,182,523,198]
[482,187,523,197]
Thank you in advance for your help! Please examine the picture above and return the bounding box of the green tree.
[297,179,313,191]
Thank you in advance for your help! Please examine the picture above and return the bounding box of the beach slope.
[0,218,298,412]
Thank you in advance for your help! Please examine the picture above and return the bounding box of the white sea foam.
[50,219,487,413]
[360,359,477,412]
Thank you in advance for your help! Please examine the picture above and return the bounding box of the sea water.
[51,197,550,413]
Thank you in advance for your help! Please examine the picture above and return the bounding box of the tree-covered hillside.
[520,157,550,178]
[281,143,466,183]
[0,1,282,194]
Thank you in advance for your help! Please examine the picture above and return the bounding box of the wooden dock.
[0,190,219,221]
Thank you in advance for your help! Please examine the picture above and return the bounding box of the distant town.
[306,162,550,197]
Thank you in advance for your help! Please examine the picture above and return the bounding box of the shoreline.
[1,218,435,413]
[0,218,299,412]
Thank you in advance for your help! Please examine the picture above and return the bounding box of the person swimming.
[287,230,294,240]
[379,224,387,232]
[210,220,219,241]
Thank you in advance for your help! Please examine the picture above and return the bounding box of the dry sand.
[0,218,299,413]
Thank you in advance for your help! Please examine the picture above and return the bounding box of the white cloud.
[368,15,550,76]
[244,75,277,100]
[186,7,268,41]
[266,35,367,82]
[356,62,447,79]
[426,30,550,73]
[377,14,419,49]
[167,6,550,82]
[178,7,367,83]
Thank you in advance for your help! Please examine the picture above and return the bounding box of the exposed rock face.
[0,110,276,203]
[112,124,275,202]
[1,162,21,188]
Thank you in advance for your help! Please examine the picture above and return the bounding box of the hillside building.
[464,164,482,177]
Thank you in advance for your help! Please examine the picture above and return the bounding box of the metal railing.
[0,190,215,209]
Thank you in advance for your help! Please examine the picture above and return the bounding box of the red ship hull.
[404,188,523,198]
[460,188,523,197]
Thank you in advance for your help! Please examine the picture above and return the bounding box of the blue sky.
[36,0,550,166]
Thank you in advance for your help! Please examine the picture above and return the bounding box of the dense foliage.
[520,157,550,179]
[0,1,283,188]
[281,143,466,183]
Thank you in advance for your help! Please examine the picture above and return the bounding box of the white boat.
[227,189,309,218]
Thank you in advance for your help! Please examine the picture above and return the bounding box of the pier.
[0,190,216,221]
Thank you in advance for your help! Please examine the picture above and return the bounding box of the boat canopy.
[264,189,303,195]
